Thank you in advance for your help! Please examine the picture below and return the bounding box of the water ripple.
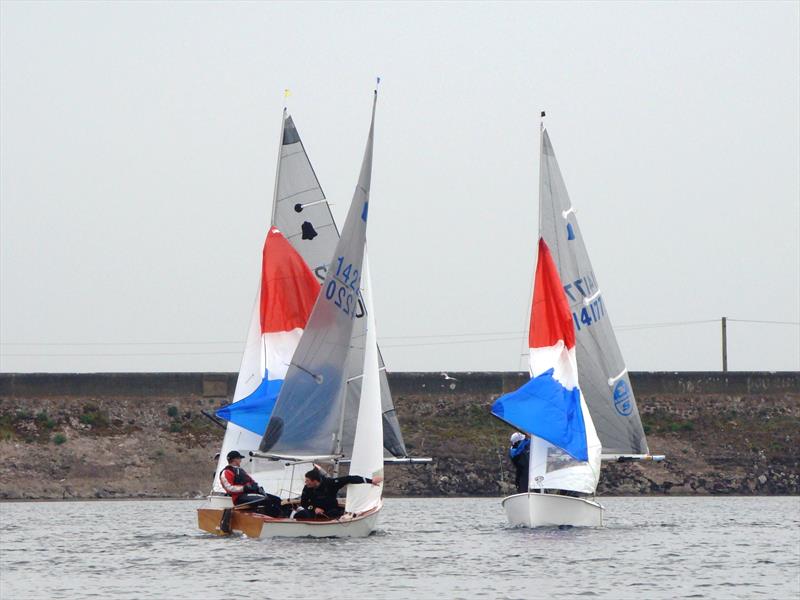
[0,497,798,600]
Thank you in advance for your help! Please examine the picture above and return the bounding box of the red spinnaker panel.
[529,238,576,350]
[260,227,321,333]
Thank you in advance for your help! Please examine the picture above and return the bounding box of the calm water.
[1,497,798,599]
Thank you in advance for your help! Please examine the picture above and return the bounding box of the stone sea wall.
[0,371,797,500]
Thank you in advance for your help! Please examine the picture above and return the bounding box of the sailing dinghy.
[197,91,405,538]
[491,121,663,528]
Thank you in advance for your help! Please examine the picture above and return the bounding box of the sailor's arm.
[332,475,383,490]
[219,470,245,495]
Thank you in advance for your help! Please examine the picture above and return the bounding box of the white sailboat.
[492,119,662,528]
[198,91,395,538]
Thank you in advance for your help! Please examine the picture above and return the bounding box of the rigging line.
[616,319,719,331]
[379,330,523,340]
[0,351,243,358]
[727,319,800,326]
[381,336,522,349]
[4,320,793,348]
[0,341,244,346]
[0,324,713,345]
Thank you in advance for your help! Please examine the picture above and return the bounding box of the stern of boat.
[501,492,604,528]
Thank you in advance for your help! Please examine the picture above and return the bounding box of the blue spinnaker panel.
[216,373,283,436]
[491,368,588,461]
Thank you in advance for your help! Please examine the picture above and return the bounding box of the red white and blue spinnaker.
[215,227,320,435]
[211,227,320,449]
[492,238,601,494]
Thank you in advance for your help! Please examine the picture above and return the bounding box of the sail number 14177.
[324,256,360,318]
[573,296,605,331]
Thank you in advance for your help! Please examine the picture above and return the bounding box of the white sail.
[211,288,265,494]
[527,348,602,495]
[345,256,385,514]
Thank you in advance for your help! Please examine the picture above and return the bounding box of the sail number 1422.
[324,256,360,318]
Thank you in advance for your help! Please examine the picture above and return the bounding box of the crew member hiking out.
[293,468,383,520]
[509,432,530,494]
[219,450,282,517]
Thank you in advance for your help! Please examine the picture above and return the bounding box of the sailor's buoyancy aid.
[221,465,251,486]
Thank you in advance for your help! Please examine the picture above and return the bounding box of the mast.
[333,88,379,475]
[537,111,545,231]
[269,104,288,226]
[521,110,547,371]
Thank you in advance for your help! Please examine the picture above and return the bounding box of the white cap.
[510,432,525,444]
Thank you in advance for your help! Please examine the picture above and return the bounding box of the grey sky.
[1,1,798,373]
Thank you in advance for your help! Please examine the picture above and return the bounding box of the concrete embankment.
[0,372,797,500]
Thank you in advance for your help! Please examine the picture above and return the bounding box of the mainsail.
[538,129,648,455]
[272,111,406,458]
[260,93,378,458]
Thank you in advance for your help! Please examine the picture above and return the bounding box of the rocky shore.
[0,371,797,500]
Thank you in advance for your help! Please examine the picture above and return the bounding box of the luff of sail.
[345,255,384,514]
[538,129,648,455]
[273,111,407,458]
[260,93,378,457]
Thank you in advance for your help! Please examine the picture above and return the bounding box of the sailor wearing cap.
[219,450,282,517]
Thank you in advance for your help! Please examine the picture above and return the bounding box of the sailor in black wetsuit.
[293,468,383,520]
[509,432,531,493]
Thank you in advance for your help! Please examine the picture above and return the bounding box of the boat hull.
[197,502,381,539]
[501,492,604,528]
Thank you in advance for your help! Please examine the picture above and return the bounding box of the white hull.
[501,492,604,528]
[257,506,381,538]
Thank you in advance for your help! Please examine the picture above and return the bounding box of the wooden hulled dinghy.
[198,501,382,539]
[197,89,395,538]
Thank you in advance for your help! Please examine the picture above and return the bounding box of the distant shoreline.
[1,371,798,500]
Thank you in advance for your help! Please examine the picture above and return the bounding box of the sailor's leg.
[261,493,282,517]
[293,507,316,520]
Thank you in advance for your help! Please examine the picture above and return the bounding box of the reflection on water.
[1,497,798,599]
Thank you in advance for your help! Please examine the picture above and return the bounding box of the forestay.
[260,94,378,458]
[538,129,648,455]
[273,111,406,458]
[345,256,384,514]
